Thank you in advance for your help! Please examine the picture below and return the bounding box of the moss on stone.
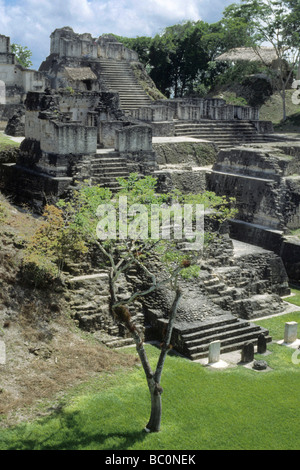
[130,62,167,101]
[153,142,217,166]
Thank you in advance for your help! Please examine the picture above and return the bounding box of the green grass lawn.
[0,303,300,451]
[0,132,19,151]
[259,89,300,132]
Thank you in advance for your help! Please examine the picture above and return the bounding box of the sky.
[0,0,236,69]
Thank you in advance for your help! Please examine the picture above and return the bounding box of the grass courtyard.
[0,301,299,450]
[0,132,19,151]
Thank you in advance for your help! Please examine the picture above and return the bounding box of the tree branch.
[154,286,182,385]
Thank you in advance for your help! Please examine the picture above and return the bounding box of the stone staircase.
[99,58,152,112]
[67,271,116,333]
[171,314,271,361]
[90,151,129,191]
[66,266,146,349]
[174,120,279,148]
[201,267,285,318]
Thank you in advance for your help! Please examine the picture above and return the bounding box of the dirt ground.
[0,313,137,428]
[0,195,137,428]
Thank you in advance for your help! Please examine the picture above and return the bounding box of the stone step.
[94,156,127,162]
[119,98,152,103]
[173,120,266,146]
[182,318,249,342]
[103,81,146,87]
[203,276,219,287]
[190,333,272,360]
[176,135,265,141]
[92,179,123,190]
[188,328,270,357]
[70,302,98,312]
[70,303,109,313]
[174,120,257,125]
[175,131,264,137]
[93,174,129,181]
[104,337,135,348]
[175,130,262,137]
[172,314,271,360]
[184,323,261,349]
[204,282,227,294]
[118,99,151,104]
[77,313,107,331]
[94,170,128,178]
[176,315,238,336]
[174,125,257,131]
[209,294,234,307]
[92,167,128,175]
[70,294,110,307]
[92,163,128,170]
[175,130,260,136]
[99,58,152,110]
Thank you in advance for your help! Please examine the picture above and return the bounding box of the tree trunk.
[282,89,287,122]
[145,287,182,433]
[145,380,163,433]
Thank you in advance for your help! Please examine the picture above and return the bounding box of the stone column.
[241,341,254,363]
[208,340,221,364]
[284,322,298,344]
[257,334,267,354]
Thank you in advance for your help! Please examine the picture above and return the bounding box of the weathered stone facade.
[132,97,260,124]
[39,28,141,96]
[207,143,300,281]
[0,34,48,122]
[1,88,157,208]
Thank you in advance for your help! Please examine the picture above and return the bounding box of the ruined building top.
[0,34,16,65]
[49,26,139,62]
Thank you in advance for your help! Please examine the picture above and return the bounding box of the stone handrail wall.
[131,98,259,122]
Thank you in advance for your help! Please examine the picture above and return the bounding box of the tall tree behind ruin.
[223,0,300,121]
[11,44,33,69]
[116,18,253,98]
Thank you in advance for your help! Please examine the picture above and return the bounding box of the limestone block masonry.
[208,143,300,279]
[0,34,48,121]
[1,88,158,208]
[39,27,153,113]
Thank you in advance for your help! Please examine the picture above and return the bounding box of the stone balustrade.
[132,98,259,122]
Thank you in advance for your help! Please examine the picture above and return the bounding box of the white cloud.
[0,0,233,69]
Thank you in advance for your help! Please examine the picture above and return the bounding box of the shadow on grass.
[1,407,148,451]
[274,112,300,133]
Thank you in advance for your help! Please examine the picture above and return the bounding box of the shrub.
[21,205,64,286]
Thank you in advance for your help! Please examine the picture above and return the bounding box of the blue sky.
[0,0,236,69]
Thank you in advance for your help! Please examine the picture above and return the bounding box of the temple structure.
[0,34,48,121]
[1,27,300,359]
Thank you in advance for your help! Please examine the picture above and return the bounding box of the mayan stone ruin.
[0,26,299,359]
[0,34,48,126]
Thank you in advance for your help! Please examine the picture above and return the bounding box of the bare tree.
[56,176,236,432]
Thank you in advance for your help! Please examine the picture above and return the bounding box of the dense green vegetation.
[116,0,300,105]
[0,297,299,450]
[116,16,254,98]
[10,44,33,69]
